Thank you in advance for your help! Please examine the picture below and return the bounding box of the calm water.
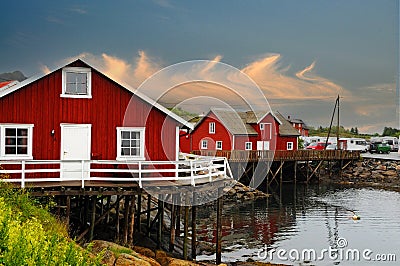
[196,184,400,265]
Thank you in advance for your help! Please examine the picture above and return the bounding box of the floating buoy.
[352,215,360,220]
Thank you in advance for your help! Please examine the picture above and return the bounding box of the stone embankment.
[332,158,400,190]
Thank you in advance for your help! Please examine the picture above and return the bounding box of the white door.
[257,141,263,150]
[263,141,270,150]
[61,124,91,180]
[257,141,270,150]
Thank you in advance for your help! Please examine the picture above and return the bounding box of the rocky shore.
[323,158,400,191]
[89,240,286,266]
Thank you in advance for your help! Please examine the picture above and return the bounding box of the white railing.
[0,156,233,188]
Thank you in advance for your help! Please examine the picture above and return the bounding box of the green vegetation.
[309,125,374,139]
[169,107,200,123]
[0,183,103,266]
[382,127,400,137]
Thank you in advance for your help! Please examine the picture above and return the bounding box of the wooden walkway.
[193,150,361,162]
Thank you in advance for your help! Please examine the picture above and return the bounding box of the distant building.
[287,116,309,137]
[180,108,300,152]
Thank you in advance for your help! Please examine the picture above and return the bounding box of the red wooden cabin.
[180,108,300,153]
[0,59,195,181]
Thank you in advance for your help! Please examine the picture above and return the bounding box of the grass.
[0,182,104,266]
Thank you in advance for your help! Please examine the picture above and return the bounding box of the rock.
[383,170,398,177]
[115,253,152,266]
[133,246,156,258]
[100,250,116,266]
[167,258,199,266]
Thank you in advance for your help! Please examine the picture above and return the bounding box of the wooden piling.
[128,195,135,245]
[191,192,197,260]
[169,194,177,252]
[147,194,152,237]
[123,196,130,245]
[116,195,120,243]
[136,193,142,233]
[89,196,97,242]
[66,196,71,232]
[106,196,111,224]
[157,195,164,249]
[216,187,223,264]
[183,199,189,260]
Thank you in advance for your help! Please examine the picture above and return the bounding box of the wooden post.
[84,196,89,225]
[136,193,142,233]
[128,195,135,245]
[216,187,223,264]
[183,195,189,260]
[89,196,96,242]
[116,195,120,243]
[106,196,111,224]
[169,194,177,252]
[147,194,151,237]
[66,196,71,233]
[191,192,197,260]
[123,196,130,245]
[176,195,181,238]
[157,195,164,249]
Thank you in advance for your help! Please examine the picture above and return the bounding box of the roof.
[274,112,301,136]
[0,59,193,130]
[211,108,258,135]
[0,80,18,91]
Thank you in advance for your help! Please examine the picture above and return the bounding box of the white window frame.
[245,142,252,151]
[116,127,145,160]
[260,123,265,130]
[209,122,215,134]
[0,124,34,160]
[201,139,208,149]
[61,67,92,98]
[216,141,222,150]
[287,142,294,150]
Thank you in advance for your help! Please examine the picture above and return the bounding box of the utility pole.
[336,95,340,149]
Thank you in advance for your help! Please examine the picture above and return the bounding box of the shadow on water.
[196,183,400,265]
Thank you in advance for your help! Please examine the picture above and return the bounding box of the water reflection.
[196,184,400,265]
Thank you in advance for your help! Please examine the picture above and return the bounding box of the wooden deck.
[193,150,361,162]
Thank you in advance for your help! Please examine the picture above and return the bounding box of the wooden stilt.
[116,195,120,243]
[147,194,151,237]
[216,187,223,265]
[106,196,111,224]
[157,195,164,249]
[66,196,71,233]
[176,195,181,238]
[89,196,96,242]
[123,196,130,245]
[136,193,142,233]
[294,161,297,184]
[191,192,197,260]
[169,194,177,252]
[183,196,189,260]
[128,195,135,245]
[84,196,89,225]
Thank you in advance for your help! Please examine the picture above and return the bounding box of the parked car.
[306,142,331,150]
[369,142,391,154]
[326,144,337,150]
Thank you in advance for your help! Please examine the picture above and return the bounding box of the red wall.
[276,136,298,150]
[0,61,179,161]
[183,113,233,151]
[250,113,279,150]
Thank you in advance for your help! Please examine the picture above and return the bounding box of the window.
[209,122,215,134]
[61,67,92,98]
[245,142,252,150]
[287,142,293,150]
[216,141,222,150]
[201,140,208,149]
[260,123,264,130]
[0,124,33,159]
[116,127,145,160]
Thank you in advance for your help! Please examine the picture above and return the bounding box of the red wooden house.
[180,108,300,152]
[0,59,198,181]
[287,116,309,137]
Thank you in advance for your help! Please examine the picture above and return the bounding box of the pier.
[193,150,361,185]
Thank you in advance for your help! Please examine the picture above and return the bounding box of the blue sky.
[1,0,398,133]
